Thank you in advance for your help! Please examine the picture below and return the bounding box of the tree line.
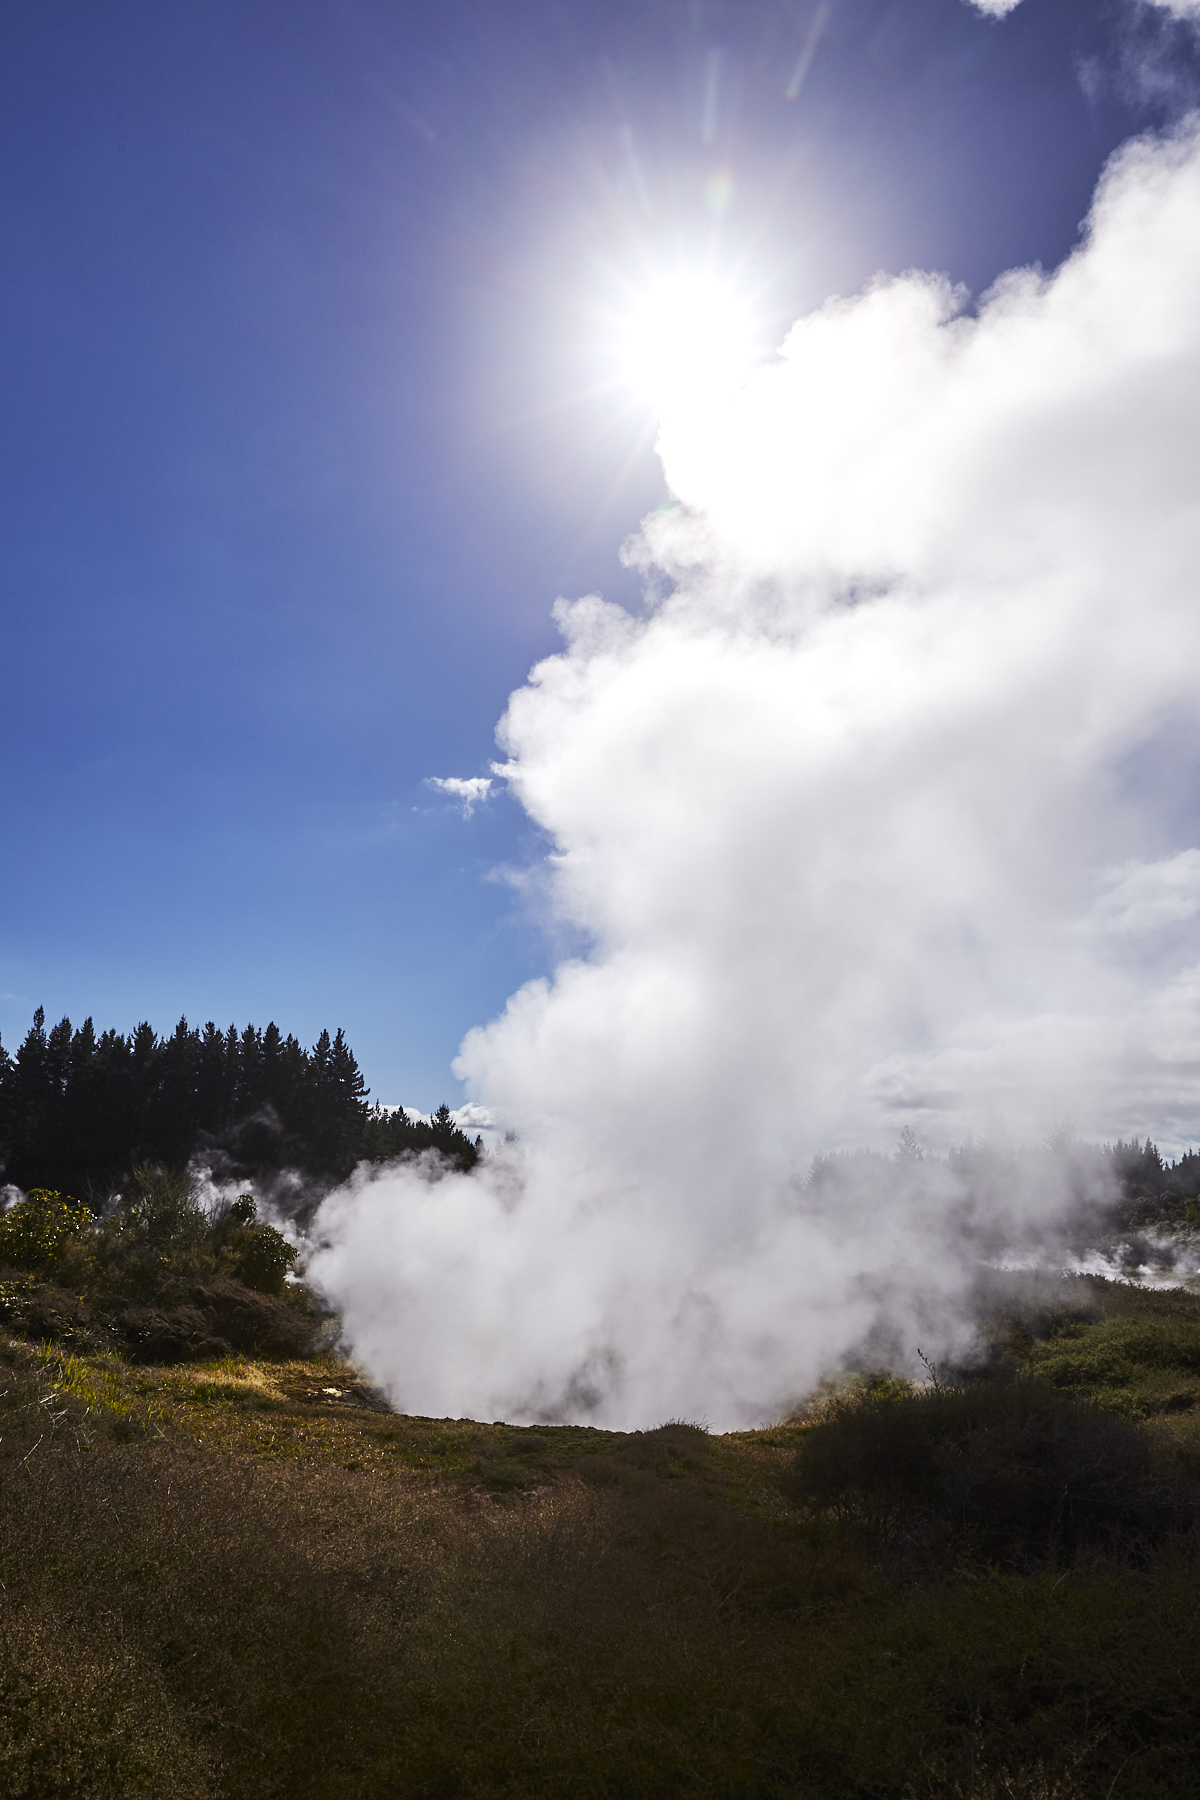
[1104,1136,1200,1226]
[0,1007,480,1197]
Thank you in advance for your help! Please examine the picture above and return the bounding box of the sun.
[616,274,758,416]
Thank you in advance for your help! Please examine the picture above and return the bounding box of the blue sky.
[0,0,1182,1108]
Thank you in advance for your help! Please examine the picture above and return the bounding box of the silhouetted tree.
[0,1006,480,1196]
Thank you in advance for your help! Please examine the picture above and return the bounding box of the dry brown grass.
[0,1345,824,1796]
[4,1331,1200,1798]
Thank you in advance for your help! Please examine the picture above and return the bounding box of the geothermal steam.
[311,124,1200,1428]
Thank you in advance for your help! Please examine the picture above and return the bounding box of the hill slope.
[4,1276,1200,1798]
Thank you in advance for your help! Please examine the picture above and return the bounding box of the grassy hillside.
[4,1277,1200,1799]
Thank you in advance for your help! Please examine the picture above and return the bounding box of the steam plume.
[310,124,1200,1428]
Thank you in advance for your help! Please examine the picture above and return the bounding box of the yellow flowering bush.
[0,1188,95,1272]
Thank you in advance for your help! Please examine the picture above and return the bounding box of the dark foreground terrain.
[5,1276,1200,1798]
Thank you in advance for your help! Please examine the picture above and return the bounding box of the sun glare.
[617,275,757,415]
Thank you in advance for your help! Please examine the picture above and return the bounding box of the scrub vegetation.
[0,1173,317,1364]
[3,1273,1200,1798]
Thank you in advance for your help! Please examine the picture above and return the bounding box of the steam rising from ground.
[311,123,1200,1428]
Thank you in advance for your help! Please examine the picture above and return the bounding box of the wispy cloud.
[427,776,493,819]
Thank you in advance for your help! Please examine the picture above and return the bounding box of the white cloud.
[311,122,1200,1429]
[395,1100,498,1135]
[427,775,493,818]
[1085,851,1200,939]
[968,0,1200,15]
[450,1101,498,1133]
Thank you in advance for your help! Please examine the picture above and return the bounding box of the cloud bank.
[310,122,1200,1429]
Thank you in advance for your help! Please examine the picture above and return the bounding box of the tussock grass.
[32,1343,173,1438]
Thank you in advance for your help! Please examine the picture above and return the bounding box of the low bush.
[113,1276,315,1362]
[784,1376,1195,1564]
[979,1275,1200,1421]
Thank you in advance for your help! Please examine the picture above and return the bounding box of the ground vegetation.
[3,1273,1200,1796]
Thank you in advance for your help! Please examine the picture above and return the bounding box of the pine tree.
[0,1004,479,1193]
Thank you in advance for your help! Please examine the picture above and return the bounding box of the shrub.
[0,1188,94,1272]
[96,1166,212,1293]
[225,1223,298,1295]
[783,1377,1196,1563]
[209,1192,299,1295]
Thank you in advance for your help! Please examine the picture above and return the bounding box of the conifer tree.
[0,1006,480,1192]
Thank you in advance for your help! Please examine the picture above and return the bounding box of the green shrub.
[0,1188,94,1272]
[93,1166,214,1300]
[208,1192,299,1296]
[226,1223,298,1295]
[1026,1316,1200,1387]
[107,1165,209,1254]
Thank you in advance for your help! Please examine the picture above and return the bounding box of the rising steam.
[309,122,1200,1428]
